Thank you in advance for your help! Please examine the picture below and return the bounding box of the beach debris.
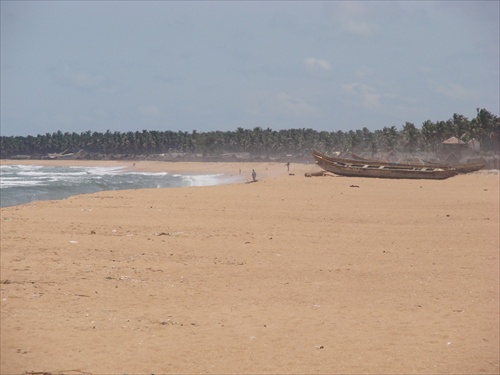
[315,345,324,349]
[69,240,78,244]
[155,231,185,237]
[146,267,164,272]
[305,171,326,177]
[159,319,184,326]
[25,371,92,375]
[349,184,360,188]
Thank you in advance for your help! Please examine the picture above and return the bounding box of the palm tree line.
[1,108,498,159]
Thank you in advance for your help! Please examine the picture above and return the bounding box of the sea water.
[0,164,241,208]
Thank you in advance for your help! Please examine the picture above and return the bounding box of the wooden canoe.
[321,150,485,174]
[312,150,458,180]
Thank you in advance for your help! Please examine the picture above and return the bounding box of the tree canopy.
[1,108,498,159]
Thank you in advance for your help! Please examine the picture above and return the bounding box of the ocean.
[0,164,242,208]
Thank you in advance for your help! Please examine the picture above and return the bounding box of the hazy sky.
[1,1,499,136]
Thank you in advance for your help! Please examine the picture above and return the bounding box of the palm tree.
[402,122,420,154]
[473,108,500,151]
[380,126,400,152]
[421,120,438,152]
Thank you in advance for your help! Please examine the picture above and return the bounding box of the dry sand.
[1,160,499,374]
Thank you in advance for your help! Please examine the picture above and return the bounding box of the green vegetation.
[1,108,498,159]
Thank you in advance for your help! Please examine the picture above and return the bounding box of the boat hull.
[312,150,458,180]
[348,151,485,174]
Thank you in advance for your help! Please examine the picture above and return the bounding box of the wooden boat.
[313,149,418,168]
[312,149,458,180]
[452,163,485,173]
[348,151,484,174]
[423,159,486,174]
[48,149,84,160]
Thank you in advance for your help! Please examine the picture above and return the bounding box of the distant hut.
[441,137,467,162]
[467,138,480,153]
[445,152,460,164]
[442,137,465,151]
[442,136,466,148]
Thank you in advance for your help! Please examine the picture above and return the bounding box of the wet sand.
[1,160,499,374]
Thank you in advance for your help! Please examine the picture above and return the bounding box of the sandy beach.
[1,160,499,374]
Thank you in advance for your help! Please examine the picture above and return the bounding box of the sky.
[1,1,499,137]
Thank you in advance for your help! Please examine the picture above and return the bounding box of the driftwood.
[305,171,327,177]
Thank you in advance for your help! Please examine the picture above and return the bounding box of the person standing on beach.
[252,169,257,182]
[286,162,290,171]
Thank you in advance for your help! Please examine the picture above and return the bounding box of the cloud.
[54,113,74,126]
[341,82,382,110]
[246,90,319,118]
[139,105,161,116]
[331,2,381,37]
[354,66,373,79]
[417,65,434,75]
[51,63,111,92]
[268,91,319,117]
[432,83,477,101]
[304,57,332,74]
[152,74,183,85]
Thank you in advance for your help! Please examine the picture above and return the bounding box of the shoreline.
[1,157,497,177]
[0,159,318,209]
[1,158,250,174]
[0,158,319,183]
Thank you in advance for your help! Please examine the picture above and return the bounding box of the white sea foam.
[0,164,240,207]
[125,171,170,177]
[182,173,243,186]
[79,166,127,175]
[0,178,42,188]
